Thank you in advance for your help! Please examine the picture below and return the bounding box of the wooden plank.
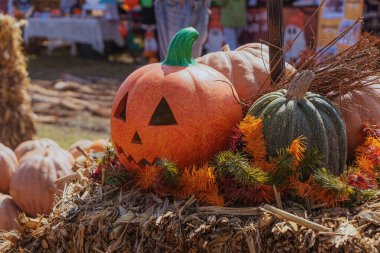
[267,0,285,85]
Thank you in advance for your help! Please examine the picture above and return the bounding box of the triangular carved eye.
[131,131,142,144]
[114,93,128,121]
[149,97,177,125]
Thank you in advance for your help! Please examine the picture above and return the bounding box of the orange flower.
[288,174,313,198]
[197,190,224,206]
[239,115,274,172]
[221,177,274,205]
[355,136,380,180]
[175,165,223,206]
[135,165,166,195]
[310,184,350,207]
[288,136,307,169]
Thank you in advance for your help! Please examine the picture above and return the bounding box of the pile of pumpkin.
[0,138,109,232]
[110,27,380,176]
[105,27,380,210]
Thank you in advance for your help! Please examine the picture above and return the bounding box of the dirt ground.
[28,50,138,148]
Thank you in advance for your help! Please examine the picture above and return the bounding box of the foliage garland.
[94,119,380,207]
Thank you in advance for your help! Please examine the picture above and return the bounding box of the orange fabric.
[110,63,242,170]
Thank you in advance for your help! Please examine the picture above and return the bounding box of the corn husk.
[0,15,36,148]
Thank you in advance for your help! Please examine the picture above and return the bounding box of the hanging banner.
[316,0,364,56]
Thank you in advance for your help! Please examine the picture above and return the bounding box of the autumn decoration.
[110,27,241,170]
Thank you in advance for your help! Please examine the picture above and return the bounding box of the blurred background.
[0,0,376,147]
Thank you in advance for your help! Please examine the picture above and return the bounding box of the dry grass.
[278,34,380,101]
[36,122,108,149]
[1,171,380,253]
[0,15,36,148]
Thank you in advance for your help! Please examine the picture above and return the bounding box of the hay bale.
[0,174,379,253]
[0,15,36,149]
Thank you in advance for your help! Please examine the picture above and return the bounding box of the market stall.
[24,17,124,54]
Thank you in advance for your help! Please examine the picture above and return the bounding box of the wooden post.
[267,0,285,85]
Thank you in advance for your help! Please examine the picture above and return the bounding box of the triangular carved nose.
[149,97,177,125]
[131,131,142,144]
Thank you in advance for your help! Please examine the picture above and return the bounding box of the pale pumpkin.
[196,43,296,102]
[10,150,72,217]
[335,83,380,158]
[0,143,18,193]
[111,27,242,169]
[0,194,19,231]
[248,71,347,175]
[14,138,58,160]
[15,138,74,165]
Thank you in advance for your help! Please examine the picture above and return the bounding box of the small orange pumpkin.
[0,194,19,231]
[335,83,380,158]
[10,150,72,217]
[110,27,242,169]
[90,139,109,153]
[0,143,18,194]
[68,140,93,158]
[196,43,296,102]
[69,139,109,158]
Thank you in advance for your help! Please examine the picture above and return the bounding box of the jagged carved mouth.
[115,144,158,167]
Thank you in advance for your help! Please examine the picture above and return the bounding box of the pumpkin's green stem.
[285,70,315,101]
[162,27,199,67]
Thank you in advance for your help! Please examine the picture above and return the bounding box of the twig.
[272,185,283,209]
[76,146,89,158]
[197,206,262,216]
[261,204,330,232]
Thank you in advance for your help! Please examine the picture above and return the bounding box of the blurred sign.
[241,7,268,44]
[363,0,380,36]
[317,0,364,56]
[205,6,224,53]
[283,7,318,63]
[241,6,319,64]
[293,0,320,6]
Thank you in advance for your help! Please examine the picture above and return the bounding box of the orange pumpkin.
[0,194,19,231]
[196,43,296,102]
[10,150,72,217]
[0,143,18,194]
[335,83,380,158]
[110,27,242,169]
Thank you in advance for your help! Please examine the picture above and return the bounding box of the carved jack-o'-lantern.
[110,28,242,169]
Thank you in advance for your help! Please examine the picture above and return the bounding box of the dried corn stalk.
[0,15,36,148]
